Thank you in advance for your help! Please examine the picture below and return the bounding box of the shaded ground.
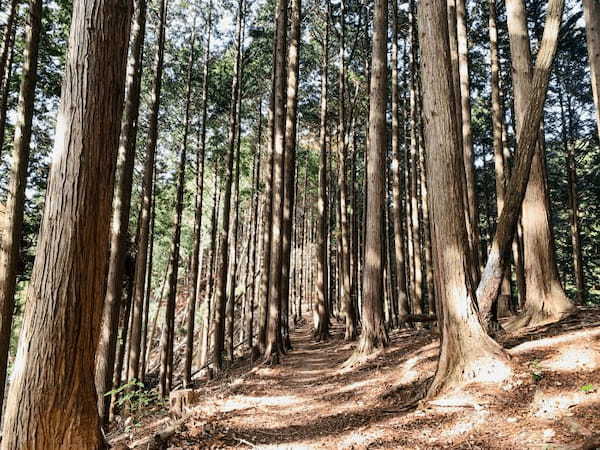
[110,308,600,449]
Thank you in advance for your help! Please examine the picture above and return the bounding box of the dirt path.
[113,309,600,449]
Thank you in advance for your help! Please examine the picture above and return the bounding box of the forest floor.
[109,308,600,449]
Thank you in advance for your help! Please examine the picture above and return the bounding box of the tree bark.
[476,0,568,327]
[212,0,244,371]
[352,0,388,357]
[0,0,42,419]
[95,0,146,423]
[0,0,17,160]
[418,0,511,399]
[128,0,167,382]
[0,0,131,445]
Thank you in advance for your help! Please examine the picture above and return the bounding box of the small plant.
[529,360,543,382]
[580,383,595,393]
[105,379,163,414]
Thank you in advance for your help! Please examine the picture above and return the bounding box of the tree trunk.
[584,0,600,138]
[315,4,330,341]
[159,24,195,397]
[418,0,511,399]
[140,182,156,382]
[0,0,42,419]
[476,0,568,327]
[95,0,146,423]
[352,0,388,358]
[0,0,130,445]
[212,0,244,372]
[503,0,573,330]
[0,0,17,159]
[128,0,167,382]
[184,5,212,387]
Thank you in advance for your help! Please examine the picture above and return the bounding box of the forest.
[0,0,599,447]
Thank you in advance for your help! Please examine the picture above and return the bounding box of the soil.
[108,307,600,449]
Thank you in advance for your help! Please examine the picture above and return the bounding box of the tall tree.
[264,0,288,364]
[184,4,212,387]
[159,22,196,396]
[212,0,244,371]
[352,0,388,357]
[0,0,42,417]
[127,0,168,381]
[418,0,511,398]
[95,0,147,423]
[0,0,131,444]
[281,0,301,350]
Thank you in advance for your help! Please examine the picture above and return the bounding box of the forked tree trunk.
[281,0,301,350]
[476,0,567,327]
[184,5,212,387]
[418,0,511,399]
[352,0,388,358]
[128,0,167,381]
[159,25,195,396]
[0,0,131,445]
[502,0,573,330]
[315,2,330,341]
[212,0,244,371]
[96,0,147,423]
[583,0,600,137]
[264,0,288,364]
[0,0,42,418]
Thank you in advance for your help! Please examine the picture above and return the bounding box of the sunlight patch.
[542,347,600,372]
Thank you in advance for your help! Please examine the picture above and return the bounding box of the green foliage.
[106,379,164,413]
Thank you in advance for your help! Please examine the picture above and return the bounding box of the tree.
[0,0,131,445]
[418,0,511,398]
[583,0,600,137]
[0,0,42,417]
[352,0,388,357]
[127,0,168,382]
[95,0,147,423]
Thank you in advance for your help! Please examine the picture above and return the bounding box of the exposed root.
[505,305,577,332]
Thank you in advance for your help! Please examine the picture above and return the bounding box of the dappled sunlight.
[531,389,599,419]
[542,346,600,372]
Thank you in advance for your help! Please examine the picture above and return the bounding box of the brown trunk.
[0,1,17,158]
[140,182,156,382]
[264,0,288,364]
[352,0,388,357]
[1,0,130,444]
[503,0,573,330]
[418,0,511,399]
[96,0,146,423]
[212,0,244,371]
[280,0,300,350]
[159,24,195,396]
[0,0,42,419]
[128,0,167,382]
[584,0,600,137]
[184,5,212,387]
[476,0,568,327]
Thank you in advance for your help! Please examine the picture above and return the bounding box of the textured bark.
[281,0,300,350]
[140,182,156,382]
[0,0,17,158]
[0,0,131,445]
[584,0,600,137]
[456,0,481,281]
[264,0,288,364]
[0,0,42,420]
[476,0,568,326]
[212,0,243,371]
[390,0,409,325]
[128,0,167,382]
[418,0,511,399]
[184,6,212,387]
[315,3,330,341]
[96,0,146,423]
[503,0,573,330]
[353,0,388,357]
[488,0,512,316]
[159,25,195,396]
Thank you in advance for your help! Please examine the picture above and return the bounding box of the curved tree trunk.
[95,0,146,423]
[0,0,131,445]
